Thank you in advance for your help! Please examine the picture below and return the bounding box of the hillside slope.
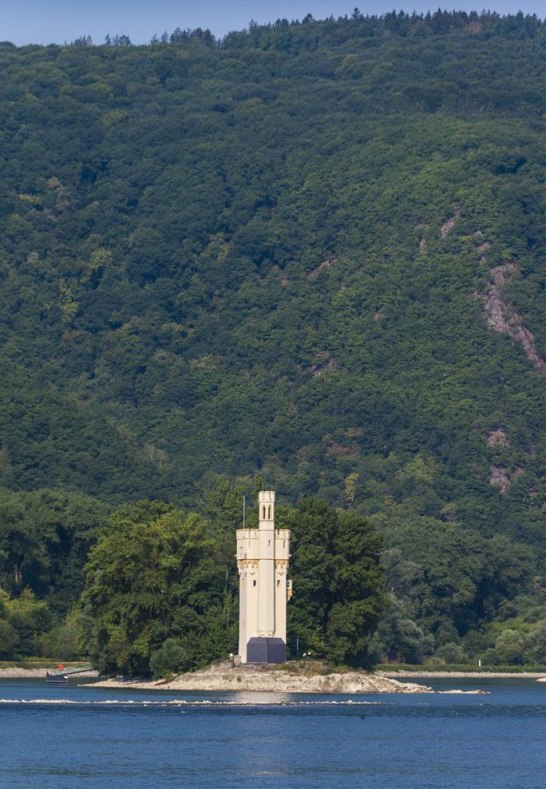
[1,11,546,661]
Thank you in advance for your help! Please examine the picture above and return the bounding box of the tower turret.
[237,491,291,663]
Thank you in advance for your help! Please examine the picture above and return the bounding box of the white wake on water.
[0,698,379,707]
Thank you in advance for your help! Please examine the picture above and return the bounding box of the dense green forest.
[2,10,546,671]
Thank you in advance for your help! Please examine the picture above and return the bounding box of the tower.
[236,491,291,663]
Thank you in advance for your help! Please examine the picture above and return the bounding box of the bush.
[524,620,546,663]
[36,620,81,661]
[0,620,19,658]
[434,643,466,664]
[149,639,189,679]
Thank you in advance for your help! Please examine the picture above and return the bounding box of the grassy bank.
[0,659,92,670]
[379,663,546,674]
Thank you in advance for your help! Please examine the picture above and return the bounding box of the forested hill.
[3,9,546,666]
[2,17,546,538]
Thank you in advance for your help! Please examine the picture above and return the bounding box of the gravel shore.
[0,668,52,678]
[382,671,546,679]
[0,667,99,679]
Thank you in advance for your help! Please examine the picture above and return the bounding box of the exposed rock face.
[311,351,337,376]
[308,257,339,280]
[482,263,546,372]
[490,465,511,493]
[440,208,461,237]
[477,240,491,264]
[490,463,524,493]
[487,428,509,447]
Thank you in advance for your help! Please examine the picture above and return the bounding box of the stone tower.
[236,491,291,663]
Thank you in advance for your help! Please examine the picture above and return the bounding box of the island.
[92,660,432,693]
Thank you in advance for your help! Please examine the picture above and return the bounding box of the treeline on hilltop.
[31,8,546,50]
[2,11,546,669]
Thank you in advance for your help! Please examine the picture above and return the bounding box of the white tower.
[236,491,291,663]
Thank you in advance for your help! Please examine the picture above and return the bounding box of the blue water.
[1,677,546,787]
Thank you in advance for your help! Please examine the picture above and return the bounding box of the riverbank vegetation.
[2,11,546,673]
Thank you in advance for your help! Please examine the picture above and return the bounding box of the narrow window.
[268,505,271,519]
[253,580,257,587]
[262,505,266,519]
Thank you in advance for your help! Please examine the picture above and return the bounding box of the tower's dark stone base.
[246,637,286,664]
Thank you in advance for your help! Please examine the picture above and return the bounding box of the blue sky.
[1,0,543,46]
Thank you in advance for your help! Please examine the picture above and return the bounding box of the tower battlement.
[258,490,275,524]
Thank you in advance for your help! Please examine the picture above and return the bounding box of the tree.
[0,488,107,612]
[82,501,234,676]
[0,589,51,656]
[326,511,387,665]
[0,619,19,658]
[286,499,386,666]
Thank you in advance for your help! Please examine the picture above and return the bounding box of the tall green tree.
[82,501,235,675]
[0,589,51,657]
[286,499,386,666]
[0,488,108,611]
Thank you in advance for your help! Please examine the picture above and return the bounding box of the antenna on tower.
[242,495,246,529]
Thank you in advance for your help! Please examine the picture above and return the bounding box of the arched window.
[268,505,271,519]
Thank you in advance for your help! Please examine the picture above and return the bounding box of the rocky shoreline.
[92,669,431,694]
[89,661,444,694]
[3,664,541,690]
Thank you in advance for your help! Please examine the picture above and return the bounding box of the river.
[1,677,545,787]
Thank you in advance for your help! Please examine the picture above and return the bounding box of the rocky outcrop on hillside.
[489,464,524,494]
[487,428,509,447]
[482,263,546,372]
[440,208,461,237]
